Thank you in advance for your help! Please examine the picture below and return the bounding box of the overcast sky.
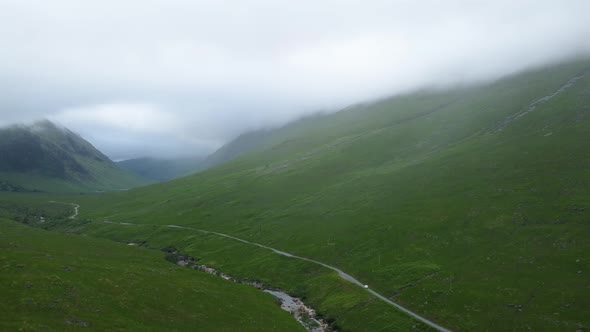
[1,0,589,160]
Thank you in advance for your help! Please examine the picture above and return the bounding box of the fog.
[1,0,589,159]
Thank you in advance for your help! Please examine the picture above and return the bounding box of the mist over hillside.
[1,1,588,160]
[1,1,590,331]
[21,58,585,331]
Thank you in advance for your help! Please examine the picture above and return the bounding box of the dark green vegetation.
[0,216,304,331]
[3,58,590,331]
[118,155,204,182]
[0,120,148,192]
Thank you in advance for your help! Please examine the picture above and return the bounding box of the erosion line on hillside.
[497,69,589,131]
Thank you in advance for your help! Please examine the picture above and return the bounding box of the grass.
[0,218,305,331]
[2,58,590,331]
[0,195,430,331]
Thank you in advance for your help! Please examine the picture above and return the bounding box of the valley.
[2,58,590,331]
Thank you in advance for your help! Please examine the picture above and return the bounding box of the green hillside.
[0,217,304,331]
[198,129,276,170]
[0,120,149,192]
[4,58,590,331]
[0,193,431,331]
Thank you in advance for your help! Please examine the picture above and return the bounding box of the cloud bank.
[1,0,589,159]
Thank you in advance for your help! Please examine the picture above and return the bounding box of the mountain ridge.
[0,119,149,192]
[117,155,205,182]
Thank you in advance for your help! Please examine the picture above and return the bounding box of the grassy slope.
[4,59,590,331]
[0,193,432,331]
[0,217,303,331]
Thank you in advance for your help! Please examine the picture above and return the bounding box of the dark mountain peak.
[22,119,71,137]
[30,118,61,130]
[0,119,148,192]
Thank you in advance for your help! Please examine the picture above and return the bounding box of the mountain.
[197,113,334,172]
[118,155,205,182]
[12,58,590,331]
[120,120,324,182]
[198,129,275,170]
[132,115,336,181]
[0,120,149,192]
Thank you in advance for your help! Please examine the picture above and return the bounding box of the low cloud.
[1,0,589,159]
[50,103,220,160]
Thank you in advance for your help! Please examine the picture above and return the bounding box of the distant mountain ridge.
[0,120,149,192]
[119,130,277,181]
[198,129,273,169]
[118,155,205,182]
[195,114,331,173]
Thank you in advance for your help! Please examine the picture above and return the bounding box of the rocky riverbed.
[161,246,331,332]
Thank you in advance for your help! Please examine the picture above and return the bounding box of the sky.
[1,0,589,160]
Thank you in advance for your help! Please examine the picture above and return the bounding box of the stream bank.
[161,246,331,332]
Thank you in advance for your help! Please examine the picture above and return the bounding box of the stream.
[163,247,330,332]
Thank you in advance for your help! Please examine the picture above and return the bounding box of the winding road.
[48,201,80,219]
[60,202,450,331]
[166,224,451,332]
[103,219,450,331]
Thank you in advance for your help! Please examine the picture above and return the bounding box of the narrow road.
[48,201,80,219]
[167,224,451,332]
[88,207,450,331]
